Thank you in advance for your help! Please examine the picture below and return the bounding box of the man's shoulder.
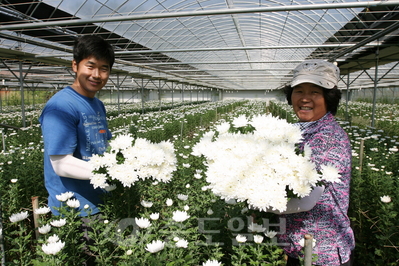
[43,87,82,114]
[45,87,72,104]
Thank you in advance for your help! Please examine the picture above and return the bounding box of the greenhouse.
[0,0,398,265]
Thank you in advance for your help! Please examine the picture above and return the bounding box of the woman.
[274,60,355,265]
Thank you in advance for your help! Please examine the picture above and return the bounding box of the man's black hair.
[283,85,342,115]
[73,35,115,69]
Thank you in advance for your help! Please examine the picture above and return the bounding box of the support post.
[359,138,365,175]
[158,80,162,111]
[117,73,120,115]
[304,234,313,266]
[141,78,145,114]
[371,48,379,128]
[31,196,40,240]
[171,82,174,107]
[1,129,5,152]
[19,61,26,128]
[346,73,350,121]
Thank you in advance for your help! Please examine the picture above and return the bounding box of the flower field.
[0,99,398,265]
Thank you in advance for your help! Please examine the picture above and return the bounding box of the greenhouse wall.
[221,89,284,102]
[350,87,399,103]
[96,89,216,104]
[0,87,397,109]
[96,89,285,104]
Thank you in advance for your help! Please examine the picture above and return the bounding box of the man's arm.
[50,154,92,180]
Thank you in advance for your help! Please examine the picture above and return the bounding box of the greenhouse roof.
[0,0,398,92]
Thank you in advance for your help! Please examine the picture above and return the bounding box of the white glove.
[50,154,92,180]
[269,186,325,214]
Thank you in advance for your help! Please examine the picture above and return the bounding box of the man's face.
[71,56,110,98]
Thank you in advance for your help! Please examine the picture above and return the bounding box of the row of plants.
[1,100,288,265]
[0,99,398,265]
[336,101,399,136]
[0,99,243,218]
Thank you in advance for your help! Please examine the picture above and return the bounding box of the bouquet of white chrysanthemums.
[192,114,341,212]
[89,134,177,189]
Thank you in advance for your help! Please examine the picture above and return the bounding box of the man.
[39,35,114,217]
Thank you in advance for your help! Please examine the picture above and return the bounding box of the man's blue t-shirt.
[39,86,112,216]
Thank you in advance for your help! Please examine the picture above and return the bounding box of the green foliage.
[0,99,398,265]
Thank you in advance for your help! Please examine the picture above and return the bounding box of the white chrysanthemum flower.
[290,182,312,198]
[191,131,215,157]
[172,210,190,222]
[38,224,51,234]
[135,217,151,229]
[380,195,391,203]
[232,114,248,128]
[47,234,60,243]
[87,153,104,170]
[177,194,188,201]
[175,239,189,248]
[90,173,108,189]
[320,164,341,183]
[145,240,165,253]
[253,235,264,244]
[100,152,118,168]
[303,144,312,159]
[89,136,177,189]
[216,122,230,135]
[190,114,341,212]
[10,179,18,183]
[84,204,90,209]
[248,114,267,131]
[235,234,247,243]
[141,200,153,208]
[150,213,159,220]
[194,173,202,179]
[66,198,80,208]
[109,134,134,151]
[55,192,74,202]
[34,206,51,215]
[248,222,265,233]
[202,259,222,266]
[201,186,210,191]
[166,198,173,206]
[184,205,190,211]
[50,218,66,228]
[9,211,29,223]
[207,209,214,215]
[108,163,139,187]
[264,230,278,239]
[126,249,133,256]
[42,240,65,255]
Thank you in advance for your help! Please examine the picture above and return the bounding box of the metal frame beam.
[1,1,398,31]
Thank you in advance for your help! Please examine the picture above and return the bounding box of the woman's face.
[291,83,327,122]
